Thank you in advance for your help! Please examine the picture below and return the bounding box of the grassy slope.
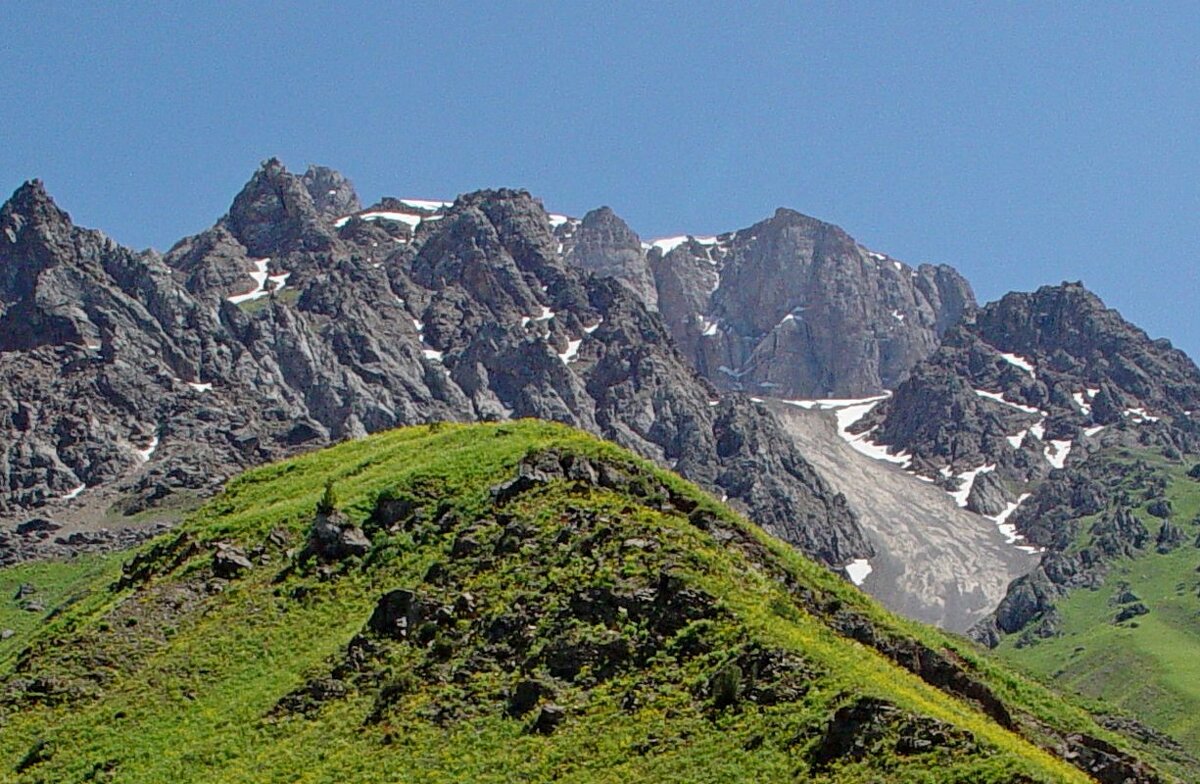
[0,422,1168,783]
[995,450,1200,750]
[0,555,123,665]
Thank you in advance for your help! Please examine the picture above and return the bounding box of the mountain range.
[3,159,1200,775]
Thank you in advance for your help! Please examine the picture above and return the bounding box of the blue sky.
[3,2,1199,358]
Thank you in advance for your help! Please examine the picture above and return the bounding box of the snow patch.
[559,338,583,364]
[583,318,603,334]
[649,236,690,255]
[973,389,1042,415]
[1123,407,1160,423]
[547,213,571,228]
[891,309,905,323]
[1044,439,1072,469]
[1084,425,1106,437]
[187,381,213,393]
[1006,429,1028,449]
[1072,391,1092,416]
[398,198,451,211]
[949,464,995,508]
[334,211,424,229]
[422,348,444,362]
[62,483,85,501]
[782,394,890,412]
[227,258,277,305]
[134,435,159,463]
[534,306,555,322]
[997,352,1036,376]
[845,558,873,586]
[782,394,914,468]
[987,493,1040,552]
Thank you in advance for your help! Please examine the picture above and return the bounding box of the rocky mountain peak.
[0,180,95,350]
[301,164,361,219]
[569,205,658,310]
[976,282,1144,356]
[1,180,74,248]
[223,158,336,257]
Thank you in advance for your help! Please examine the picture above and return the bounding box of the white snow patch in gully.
[399,199,451,211]
[583,318,603,334]
[949,464,995,508]
[1084,425,1106,437]
[1006,429,1028,449]
[1045,439,1072,469]
[998,352,1036,376]
[187,381,213,393]
[62,483,85,500]
[1123,407,1160,423]
[334,211,423,229]
[973,389,1042,415]
[559,338,583,364]
[845,558,873,586]
[987,493,1040,552]
[422,349,444,362]
[649,236,690,255]
[783,395,913,467]
[227,258,273,304]
[134,435,159,463]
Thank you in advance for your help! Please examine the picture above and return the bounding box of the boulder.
[211,543,253,579]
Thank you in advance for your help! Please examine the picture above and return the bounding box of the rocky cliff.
[560,207,975,398]
[0,161,871,569]
[852,283,1200,514]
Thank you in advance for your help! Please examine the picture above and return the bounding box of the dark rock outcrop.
[862,283,1200,484]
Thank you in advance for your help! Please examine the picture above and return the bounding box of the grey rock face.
[301,164,361,220]
[566,206,975,398]
[567,207,658,311]
[223,157,338,257]
[0,165,872,570]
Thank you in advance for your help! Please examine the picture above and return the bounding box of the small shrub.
[317,479,338,515]
[710,663,743,710]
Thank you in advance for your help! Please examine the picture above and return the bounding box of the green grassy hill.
[0,422,1180,782]
[994,448,1200,754]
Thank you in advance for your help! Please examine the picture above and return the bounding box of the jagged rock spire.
[223,158,337,257]
[301,164,361,219]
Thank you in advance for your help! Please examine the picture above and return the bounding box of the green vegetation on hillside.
[0,554,123,665]
[996,448,1200,753]
[0,422,1176,782]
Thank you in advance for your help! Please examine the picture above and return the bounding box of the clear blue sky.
[3,3,1199,358]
